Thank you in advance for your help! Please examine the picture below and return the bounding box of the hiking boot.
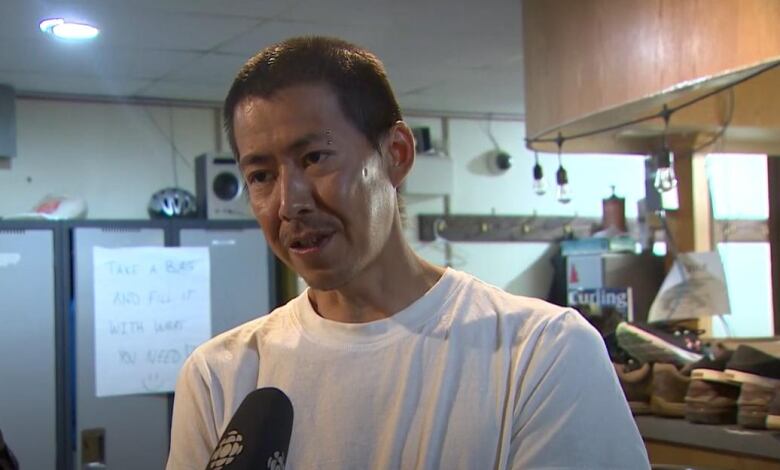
[684,379,739,424]
[613,362,652,415]
[724,343,780,429]
[684,347,740,424]
[737,383,775,429]
[651,363,690,418]
[616,322,703,365]
[766,387,780,430]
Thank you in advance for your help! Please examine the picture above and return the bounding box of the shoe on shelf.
[690,346,734,383]
[684,379,740,425]
[604,331,636,364]
[650,363,691,418]
[683,346,740,424]
[613,361,653,415]
[766,386,780,430]
[724,343,780,429]
[724,343,780,388]
[615,321,704,366]
[736,383,775,429]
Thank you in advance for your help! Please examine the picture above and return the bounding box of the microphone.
[205,387,294,470]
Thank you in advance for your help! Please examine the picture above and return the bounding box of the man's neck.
[307,238,445,324]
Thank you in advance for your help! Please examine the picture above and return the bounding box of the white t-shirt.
[167,268,649,469]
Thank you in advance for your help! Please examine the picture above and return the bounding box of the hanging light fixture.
[654,105,678,193]
[555,133,572,203]
[532,151,546,195]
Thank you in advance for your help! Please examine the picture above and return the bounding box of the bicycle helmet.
[148,187,198,219]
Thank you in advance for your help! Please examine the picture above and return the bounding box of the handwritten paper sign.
[93,246,211,397]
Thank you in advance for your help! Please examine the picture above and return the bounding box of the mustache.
[279,218,338,245]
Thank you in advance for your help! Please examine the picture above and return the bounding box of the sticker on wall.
[0,253,21,268]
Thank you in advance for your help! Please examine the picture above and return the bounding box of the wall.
[404,116,646,298]
[0,98,647,299]
[0,99,218,219]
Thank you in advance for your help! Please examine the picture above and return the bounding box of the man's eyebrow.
[238,153,273,170]
[286,131,330,154]
[238,131,331,169]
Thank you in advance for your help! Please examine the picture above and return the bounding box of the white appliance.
[195,153,253,220]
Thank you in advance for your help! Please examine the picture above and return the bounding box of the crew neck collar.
[291,267,461,348]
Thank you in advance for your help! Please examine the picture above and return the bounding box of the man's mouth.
[288,233,332,254]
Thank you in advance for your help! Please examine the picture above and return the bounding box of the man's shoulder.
[450,269,570,324]
[444,269,599,364]
[187,300,297,369]
[453,272,600,346]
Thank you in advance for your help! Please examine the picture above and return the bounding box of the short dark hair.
[223,36,403,158]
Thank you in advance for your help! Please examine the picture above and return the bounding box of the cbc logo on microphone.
[208,430,243,469]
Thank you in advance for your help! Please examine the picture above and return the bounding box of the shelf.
[635,415,780,461]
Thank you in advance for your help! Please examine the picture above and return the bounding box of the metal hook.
[433,218,448,241]
[522,211,538,235]
[562,213,578,235]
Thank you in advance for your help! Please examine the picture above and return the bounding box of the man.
[167,36,649,469]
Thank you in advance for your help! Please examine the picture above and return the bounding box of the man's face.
[233,84,398,290]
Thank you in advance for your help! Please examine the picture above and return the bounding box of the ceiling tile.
[399,65,525,115]
[385,65,457,97]
[0,1,90,40]
[219,18,520,72]
[89,7,263,51]
[104,0,294,19]
[372,32,520,71]
[139,80,228,102]
[0,36,202,80]
[216,20,388,56]
[0,71,152,97]
[283,0,520,35]
[162,52,248,84]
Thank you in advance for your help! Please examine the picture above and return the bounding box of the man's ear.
[383,121,415,188]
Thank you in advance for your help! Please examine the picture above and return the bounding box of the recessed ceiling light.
[39,18,99,40]
[39,18,64,32]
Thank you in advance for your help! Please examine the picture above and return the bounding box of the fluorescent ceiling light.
[39,18,99,40]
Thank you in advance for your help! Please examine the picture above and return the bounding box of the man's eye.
[248,171,273,184]
[303,152,328,167]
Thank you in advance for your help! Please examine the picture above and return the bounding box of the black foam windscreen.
[205,387,294,470]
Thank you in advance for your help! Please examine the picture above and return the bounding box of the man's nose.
[278,167,314,221]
